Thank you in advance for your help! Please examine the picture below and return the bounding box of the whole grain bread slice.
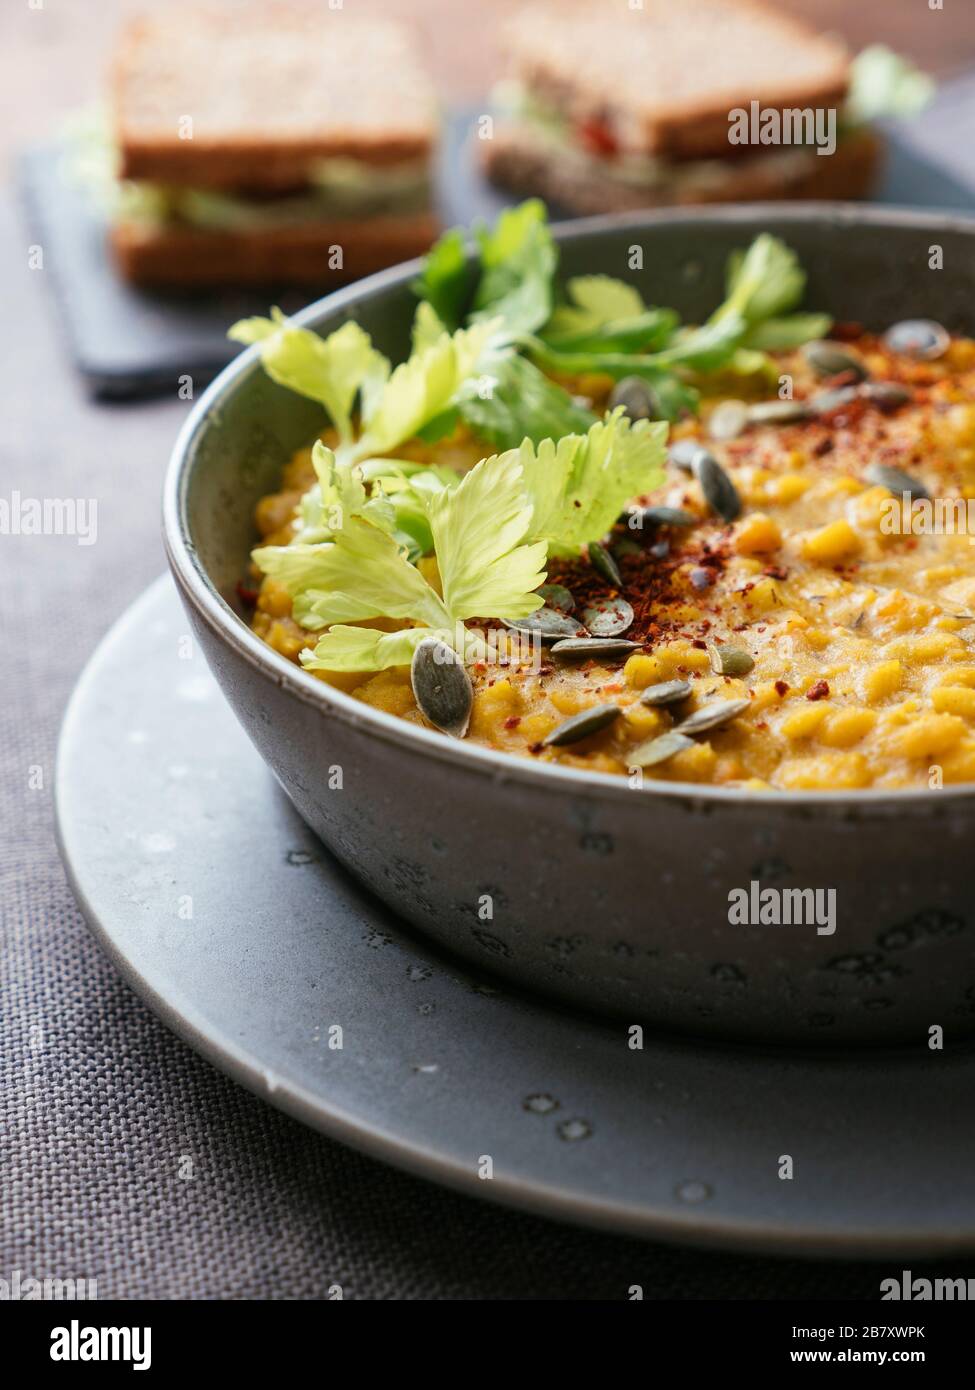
[482,123,881,215]
[503,0,851,161]
[110,210,439,287]
[112,3,437,190]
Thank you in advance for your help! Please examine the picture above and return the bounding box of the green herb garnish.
[298,446,547,671]
[231,201,831,676]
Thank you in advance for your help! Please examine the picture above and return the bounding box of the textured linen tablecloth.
[7,135,975,1298]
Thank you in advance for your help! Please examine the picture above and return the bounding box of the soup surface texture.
[251,333,975,790]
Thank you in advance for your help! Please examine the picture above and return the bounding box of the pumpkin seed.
[639,679,692,707]
[551,637,641,661]
[708,399,749,441]
[503,608,584,643]
[802,340,869,381]
[883,319,949,361]
[677,698,751,736]
[627,731,695,769]
[694,452,741,522]
[410,638,473,739]
[860,381,912,410]
[810,385,860,416]
[638,505,697,528]
[863,462,930,501]
[690,566,715,591]
[609,375,659,422]
[543,703,622,746]
[746,399,813,426]
[537,583,576,614]
[582,598,635,636]
[707,642,755,677]
[668,439,706,473]
[613,538,643,559]
[589,540,623,588]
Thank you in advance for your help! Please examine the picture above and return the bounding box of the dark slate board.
[20,90,975,400]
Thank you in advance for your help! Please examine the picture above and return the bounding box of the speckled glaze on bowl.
[164,204,975,1045]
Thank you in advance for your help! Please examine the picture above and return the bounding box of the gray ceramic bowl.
[164,203,975,1045]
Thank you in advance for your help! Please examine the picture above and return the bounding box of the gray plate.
[55,577,975,1257]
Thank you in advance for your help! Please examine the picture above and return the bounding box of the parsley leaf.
[519,408,668,557]
[353,319,497,461]
[469,199,556,340]
[546,275,648,336]
[455,354,596,450]
[409,227,472,331]
[266,449,546,673]
[228,310,388,445]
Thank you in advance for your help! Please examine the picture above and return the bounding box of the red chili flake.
[236,580,260,605]
[774,680,790,697]
[691,639,708,650]
[830,321,864,341]
[503,716,521,730]
[528,742,544,755]
[576,117,619,158]
[813,437,835,457]
[763,564,789,580]
[806,680,830,701]
[829,400,868,429]
[546,507,732,652]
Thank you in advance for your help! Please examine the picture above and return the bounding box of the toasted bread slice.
[483,124,882,215]
[110,212,439,287]
[113,4,437,190]
[503,0,851,161]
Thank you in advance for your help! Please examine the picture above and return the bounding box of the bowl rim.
[164,200,975,811]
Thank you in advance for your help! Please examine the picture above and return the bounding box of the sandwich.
[102,3,439,286]
[483,0,932,214]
